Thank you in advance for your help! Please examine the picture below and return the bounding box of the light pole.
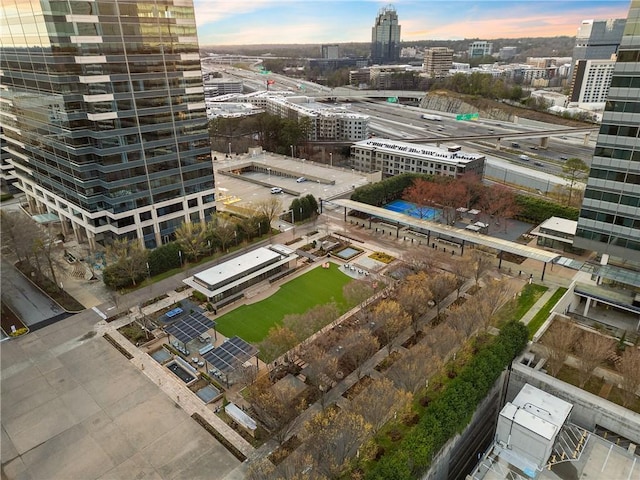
[290,145,294,158]
[228,142,231,155]
[329,152,333,167]
[146,262,151,278]
[178,250,183,267]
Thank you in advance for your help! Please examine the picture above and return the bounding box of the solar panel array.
[165,311,215,344]
[203,336,258,375]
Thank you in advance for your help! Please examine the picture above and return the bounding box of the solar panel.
[165,312,215,344]
[203,336,258,375]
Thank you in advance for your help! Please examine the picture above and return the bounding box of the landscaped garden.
[214,263,352,343]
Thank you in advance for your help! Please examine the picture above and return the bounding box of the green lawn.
[214,263,352,343]
[527,287,568,339]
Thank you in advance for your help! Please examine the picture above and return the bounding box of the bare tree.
[348,377,411,433]
[247,375,307,445]
[561,158,589,206]
[476,278,515,330]
[370,299,411,353]
[542,320,581,376]
[426,272,456,320]
[301,344,338,393]
[0,210,42,265]
[342,280,375,308]
[284,302,340,346]
[387,343,442,393]
[425,323,461,360]
[470,250,493,289]
[259,325,298,364]
[617,348,640,407]
[449,256,471,299]
[396,271,432,334]
[303,409,371,479]
[447,301,482,339]
[574,331,615,388]
[254,197,283,227]
[340,328,380,379]
[402,245,438,273]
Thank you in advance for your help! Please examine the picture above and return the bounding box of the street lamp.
[146,262,151,278]
[228,142,232,155]
[290,145,294,158]
[178,250,183,266]
[329,152,333,167]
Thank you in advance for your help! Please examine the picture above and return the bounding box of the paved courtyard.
[1,312,240,480]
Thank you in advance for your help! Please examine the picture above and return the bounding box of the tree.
[105,238,148,287]
[254,197,282,227]
[402,246,439,273]
[174,221,208,261]
[574,331,615,388]
[447,300,482,339]
[478,184,519,233]
[0,210,41,265]
[449,256,471,299]
[259,325,298,364]
[396,271,432,334]
[476,278,515,330]
[617,348,640,407]
[402,178,440,219]
[388,343,442,393]
[470,251,493,289]
[211,217,237,251]
[542,320,581,376]
[301,344,338,401]
[284,303,339,345]
[561,158,589,206]
[348,377,412,433]
[426,272,456,320]
[370,299,411,353]
[425,323,462,360]
[342,280,375,308]
[340,328,380,379]
[302,409,371,479]
[247,375,307,445]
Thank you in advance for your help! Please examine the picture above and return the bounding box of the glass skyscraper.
[371,4,400,65]
[574,0,640,263]
[0,0,215,249]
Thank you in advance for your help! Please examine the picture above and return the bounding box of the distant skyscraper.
[573,18,627,63]
[321,44,340,60]
[371,5,401,64]
[468,41,493,59]
[574,1,640,261]
[424,47,453,78]
[0,0,214,250]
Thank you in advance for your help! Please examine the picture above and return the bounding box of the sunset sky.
[193,0,631,46]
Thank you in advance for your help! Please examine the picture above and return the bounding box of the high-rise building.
[0,0,215,250]
[568,58,616,104]
[573,18,627,63]
[321,44,340,60]
[371,5,401,64]
[468,41,493,59]
[574,1,640,263]
[423,47,453,78]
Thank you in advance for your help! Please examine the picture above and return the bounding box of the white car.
[296,177,306,183]
[270,187,283,194]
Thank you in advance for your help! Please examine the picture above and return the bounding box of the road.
[0,257,65,327]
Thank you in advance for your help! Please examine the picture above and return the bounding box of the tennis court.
[384,199,440,220]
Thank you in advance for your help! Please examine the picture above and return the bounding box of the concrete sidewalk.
[519,286,560,326]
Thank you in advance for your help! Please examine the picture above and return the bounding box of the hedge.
[365,320,529,479]
[515,195,579,224]
[351,174,434,207]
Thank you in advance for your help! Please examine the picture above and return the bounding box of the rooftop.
[536,216,578,236]
[353,138,484,163]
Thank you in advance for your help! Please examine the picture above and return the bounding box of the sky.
[193,0,631,46]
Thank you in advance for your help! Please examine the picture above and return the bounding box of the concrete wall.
[423,371,508,480]
[508,362,640,444]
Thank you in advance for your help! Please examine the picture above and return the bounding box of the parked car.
[270,187,283,194]
[296,177,306,183]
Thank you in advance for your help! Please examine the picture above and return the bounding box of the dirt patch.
[268,435,302,465]
[342,375,373,400]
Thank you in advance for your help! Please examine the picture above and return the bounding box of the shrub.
[147,242,181,276]
[192,290,207,303]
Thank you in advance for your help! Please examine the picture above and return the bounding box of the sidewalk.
[519,286,559,326]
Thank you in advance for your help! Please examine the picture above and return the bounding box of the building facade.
[568,59,616,104]
[573,18,627,63]
[468,41,493,59]
[0,0,214,250]
[423,47,453,78]
[350,139,485,178]
[574,1,640,262]
[371,4,401,64]
[321,44,340,60]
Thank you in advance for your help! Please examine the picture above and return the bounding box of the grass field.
[214,263,351,343]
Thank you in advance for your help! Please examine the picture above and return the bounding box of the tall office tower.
[321,44,340,60]
[0,0,214,250]
[468,41,492,59]
[574,0,640,263]
[423,47,453,78]
[573,18,627,62]
[371,4,401,64]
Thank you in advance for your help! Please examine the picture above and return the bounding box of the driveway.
[0,258,64,327]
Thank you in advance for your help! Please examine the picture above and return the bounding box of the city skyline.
[194,0,631,46]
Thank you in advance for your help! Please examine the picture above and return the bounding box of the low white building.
[350,138,485,178]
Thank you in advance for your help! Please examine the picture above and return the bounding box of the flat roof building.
[350,138,485,178]
[424,47,454,78]
[371,5,401,64]
[184,245,298,304]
